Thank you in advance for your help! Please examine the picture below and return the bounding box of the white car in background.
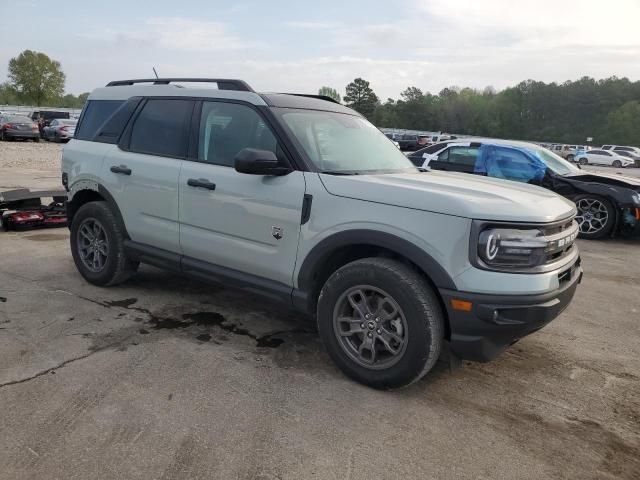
[576,149,634,168]
[602,145,640,156]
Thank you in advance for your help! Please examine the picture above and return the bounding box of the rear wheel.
[70,201,138,286]
[317,258,444,389]
[574,195,616,239]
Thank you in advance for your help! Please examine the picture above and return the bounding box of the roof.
[446,137,548,152]
[89,78,358,115]
[88,84,269,106]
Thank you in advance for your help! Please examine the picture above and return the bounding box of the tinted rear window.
[129,99,192,158]
[75,100,124,141]
[6,116,32,123]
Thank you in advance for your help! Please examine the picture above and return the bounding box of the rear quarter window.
[75,100,125,141]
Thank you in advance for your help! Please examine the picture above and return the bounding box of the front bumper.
[439,258,583,362]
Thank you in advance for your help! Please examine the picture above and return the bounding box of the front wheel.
[317,258,444,389]
[566,154,575,162]
[574,195,616,239]
[612,160,622,168]
[578,157,588,165]
[70,201,139,286]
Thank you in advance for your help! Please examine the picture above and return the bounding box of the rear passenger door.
[104,98,193,254]
[178,100,306,287]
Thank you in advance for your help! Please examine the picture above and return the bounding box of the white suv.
[62,78,583,388]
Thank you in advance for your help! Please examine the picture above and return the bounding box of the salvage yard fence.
[0,105,82,118]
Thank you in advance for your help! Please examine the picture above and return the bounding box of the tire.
[566,154,574,162]
[612,160,622,168]
[574,194,616,239]
[317,257,444,389]
[33,137,40,143]
[578,158,588,165]
[70,201,139,286]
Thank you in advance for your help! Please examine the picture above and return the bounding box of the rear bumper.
[439,258,583,362]
[4,130,39,139]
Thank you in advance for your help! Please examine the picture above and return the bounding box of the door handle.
[110,165,132,175]
[187,178,216,190]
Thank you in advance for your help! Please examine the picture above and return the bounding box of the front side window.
[198,102,278,166]
[276,109,415,173]
[477,146,546,184]
[129,99,192,158]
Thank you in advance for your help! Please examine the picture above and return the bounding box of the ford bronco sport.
[62,78,583,389]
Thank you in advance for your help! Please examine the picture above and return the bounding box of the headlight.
[478,228,548,269]
[631,193,640,205]
[473,221,578,272]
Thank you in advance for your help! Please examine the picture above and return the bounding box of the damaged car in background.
[409,139,640,239]
[0,189,67,231]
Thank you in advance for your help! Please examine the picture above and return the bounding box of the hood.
[565,172,640,190]
[320,171,576,223]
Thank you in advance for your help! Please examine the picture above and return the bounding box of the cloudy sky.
[1,0,639,99]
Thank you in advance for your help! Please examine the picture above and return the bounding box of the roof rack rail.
[105,78,255,92]
[282,93,341,104]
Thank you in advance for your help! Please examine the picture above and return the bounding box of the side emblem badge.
[272,226,283,240]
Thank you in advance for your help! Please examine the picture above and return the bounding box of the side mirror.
[234,148,291,176]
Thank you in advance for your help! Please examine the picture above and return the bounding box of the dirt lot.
[0,142,639,479]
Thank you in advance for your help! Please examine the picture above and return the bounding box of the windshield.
[533,148,582,176]
[276,109,416,173]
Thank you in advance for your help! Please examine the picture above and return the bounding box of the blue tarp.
[474,144,547,183]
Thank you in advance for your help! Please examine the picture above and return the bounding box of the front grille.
[542,219,574,236]
[542,219,579,266]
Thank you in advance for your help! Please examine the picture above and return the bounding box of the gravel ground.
[0,142,639,479]
[0,142,64,190]
[0,141,63,170]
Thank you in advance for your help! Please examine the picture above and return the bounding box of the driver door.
[178,100,306,287]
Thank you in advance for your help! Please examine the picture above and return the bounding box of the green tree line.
[1,50,88,108]
[331,77,640,146]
